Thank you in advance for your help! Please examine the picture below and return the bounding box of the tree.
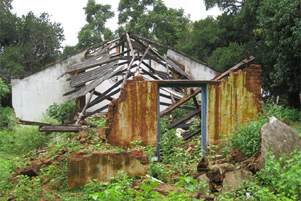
[117,0,189,47]
[77,0,114,49]
[258,0,300,108]
[0,1,64,77]
[204,0,245,12]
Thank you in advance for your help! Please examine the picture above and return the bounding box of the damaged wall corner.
[105,76,158,147]
[207,64,262,144]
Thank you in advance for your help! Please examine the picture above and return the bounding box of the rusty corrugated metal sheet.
[208,65,262,144]
[106,76,158,147]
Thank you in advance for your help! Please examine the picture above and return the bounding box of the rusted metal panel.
[106,76,158,147]
[208,65,262,144]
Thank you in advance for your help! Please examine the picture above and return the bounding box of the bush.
[45,101,76,122]
[262,103,300,122]
[0,107,17,131]
[0,125,50,154]
[231,120,263,157]
[257,150,301,199]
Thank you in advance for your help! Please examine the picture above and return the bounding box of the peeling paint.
[208,65,262,144]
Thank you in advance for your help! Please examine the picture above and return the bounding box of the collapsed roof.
[62,32,205,123]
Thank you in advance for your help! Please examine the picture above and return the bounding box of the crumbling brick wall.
[105,76,158,147]
[208,64,262,144]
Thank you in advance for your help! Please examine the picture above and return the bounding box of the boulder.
[258,116,301,169]
[197,174,211,192]
[221,170,253,194]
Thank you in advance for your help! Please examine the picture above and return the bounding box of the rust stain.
[105,76,158,147]
[68,149,149,188]
[208,65,262,144]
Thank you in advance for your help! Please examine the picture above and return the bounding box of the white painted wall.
[12,51,86,121]
[167,49,219,80]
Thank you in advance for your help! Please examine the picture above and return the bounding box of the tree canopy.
[1,0,299,107]
[0,0,64,78]
[77,0,115,49]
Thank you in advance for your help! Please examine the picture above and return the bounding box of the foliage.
[89,117,106,128]
[174,176,197,193]
[258,0,301,102]
[208,42,245,72]
[0,78,9,103]
[45,101,76,122]
[217,150,301,200]
[258,150,301,199]
[77,0,114,49]
[231,120,263,158]
[262,103,301,122]
[0,125,50,154]
[230,102,300,158]
[0,106,16,130]
[0,4,64,77]
[117,0,190,47]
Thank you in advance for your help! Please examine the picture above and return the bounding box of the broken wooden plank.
[212,56,255,81]
[174,123,192,129]
[165,57,193,79]
[75,90,95,125]
[70,61,118,88]
[183,127,202,140]
[69,66,125,100]
[160,88,202,117]
[39,125,83,132]
[167,108,201,129]
[66,55,123,74]
[122,33,136,85]
[19,120,51,126]
[136,45,151,75]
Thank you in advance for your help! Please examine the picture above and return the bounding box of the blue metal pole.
[157,87,161,161]
[201,84,208,157]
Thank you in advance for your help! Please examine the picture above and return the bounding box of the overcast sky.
[11,0,221,47]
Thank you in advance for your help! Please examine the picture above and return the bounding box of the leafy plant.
[257,150,301,199]
[0,78,9,104]
[45,101,76,122]
[0,125,50,154]
[175,176,197,193]
[0,106,17,130]
[231,120,263,157]
[89,117,106,128]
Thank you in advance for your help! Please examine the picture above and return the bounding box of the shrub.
[45,101,76,122]
[262,103,300,122]
[257,150,301,199]
[0,107,17,130]
[231,120,263,157]
[0,125,50,154]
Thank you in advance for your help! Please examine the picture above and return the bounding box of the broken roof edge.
[129,32,220,73]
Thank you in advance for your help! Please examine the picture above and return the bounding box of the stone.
[221,170,253,194]
[67,149,149,188]
[258,116,301,169]
[211,163,234,174]
[197,174,211,192]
